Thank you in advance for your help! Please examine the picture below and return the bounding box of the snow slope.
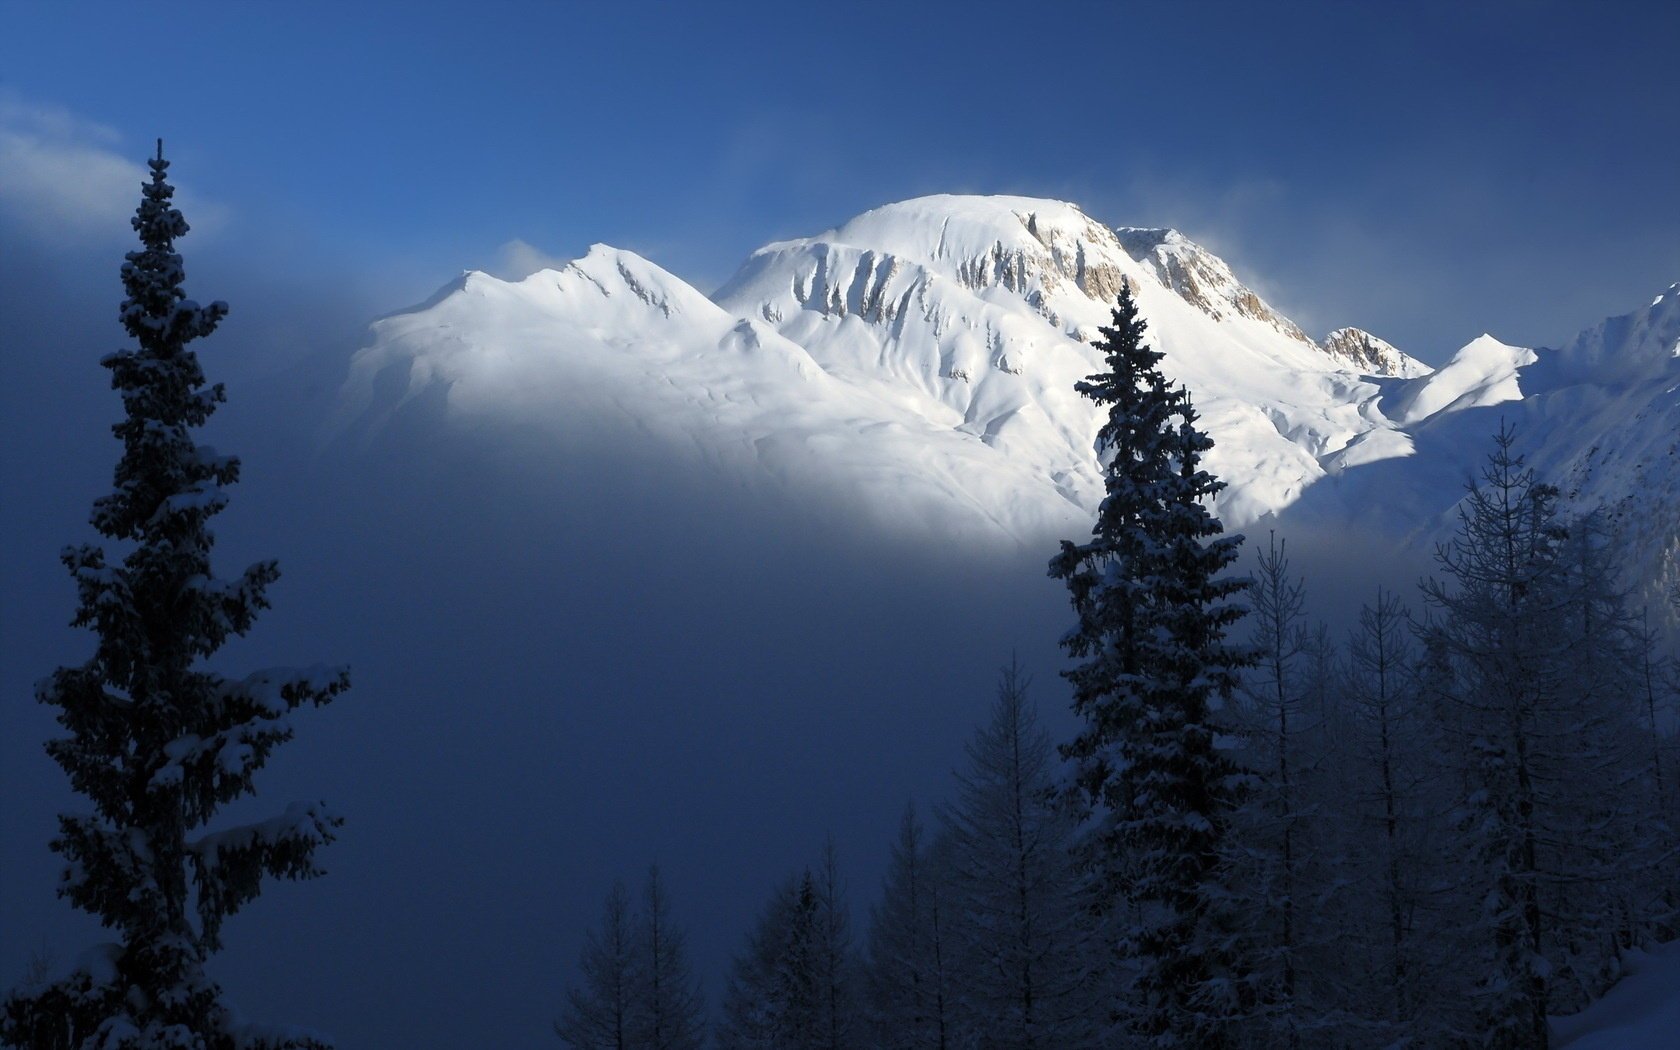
[1526,282,1680,603]
[1551,940,1680,1049]
[333,195,1679,601]
[333,243,1092,546]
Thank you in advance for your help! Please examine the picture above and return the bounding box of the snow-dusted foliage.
[938,664,1104,1048]
[1,145,348,1049]
[1048,280,1254,1047]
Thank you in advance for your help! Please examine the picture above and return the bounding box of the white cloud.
[0,90,226,246]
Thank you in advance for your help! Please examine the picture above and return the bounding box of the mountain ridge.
[332,194,1680,608]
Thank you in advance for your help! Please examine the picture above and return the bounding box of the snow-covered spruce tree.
[939,662,1102,1049]
[1048,279,1252,1047]
[632,867,706,1050]
[556,881,637,1050]
[863,803,954,1050]
[0,143,348,1050]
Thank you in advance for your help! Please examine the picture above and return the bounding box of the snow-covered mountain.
[1281,282,1680,605]
[333,195,1679,601]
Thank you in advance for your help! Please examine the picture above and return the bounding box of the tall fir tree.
[812,840,860,1050]
[939,662,1102,1049]
[863,803,954,1050]
[556,881,638,1050]
[1228,534,1324,1047]
[717,872,823,1050]
[1048,279,1252,1048]
[632,867,706,1050]
[1,143,348,1050]
[1421,427,1655,1046]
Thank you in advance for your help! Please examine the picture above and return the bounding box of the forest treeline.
[558,293,1680,1050]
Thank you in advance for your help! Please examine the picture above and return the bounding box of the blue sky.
[3,0,1677,361]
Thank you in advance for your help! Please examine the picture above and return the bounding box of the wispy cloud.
[489,238,570,280]
[0,91,227,246]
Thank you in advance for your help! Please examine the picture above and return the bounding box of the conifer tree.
[1422,429,1566,1049]
[812,841,860,1050]
[557,882,638,1050]
[1550,511,1668,997]
[940,663,1101,1049]
[718,872,822,1050]
[1048,279,1252,1047]
[1229,535,1323,1046]
[1421,427,1653,1045]
[863,804,953,1050]
[632,867,706,1050]
[1,143,348,1050]
[1343,589,1424,1025]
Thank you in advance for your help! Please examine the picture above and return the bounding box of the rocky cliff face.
[1321,326,1432,378]
[1116,227,1318,347]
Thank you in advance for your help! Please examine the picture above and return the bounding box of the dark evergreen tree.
[1421,428,1656,1046]
[1048,279,1252,1047]
[940,663,1102,1049]
[811,840,861,1050]
[1228,534,1323,1047]
[718,872,822,1050]
[632,867,706,1050]
[556,881,637,1050]
[1,143,348,1050]
[864,803,953,1050]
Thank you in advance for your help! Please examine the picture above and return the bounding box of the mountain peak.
[1321,326,1432,378]
[1543,279,1680,383]
[1114,225,1318,349]
[720,194,1151,340]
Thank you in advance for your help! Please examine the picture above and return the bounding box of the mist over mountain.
[341,194,1680,612]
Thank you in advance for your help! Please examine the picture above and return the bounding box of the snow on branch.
[188,801,343,950]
